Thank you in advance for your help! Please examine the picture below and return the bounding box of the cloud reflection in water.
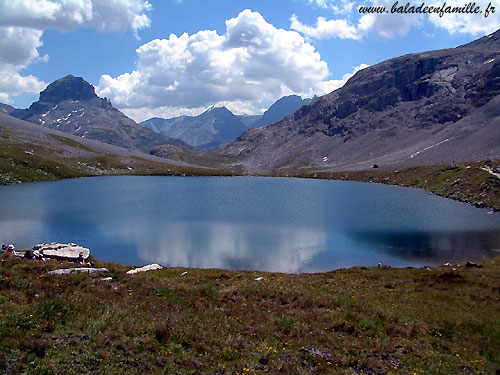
[129,220,327,273]
[1,176,500,272]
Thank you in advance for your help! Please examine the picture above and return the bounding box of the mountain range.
[141,95,312,150]
[141,106,248,150]
[218,30,500,173]
[11,75,191,154]
[2,30,500,176]
[5,78,313,154]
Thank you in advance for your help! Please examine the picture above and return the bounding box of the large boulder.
[34,243,90,259]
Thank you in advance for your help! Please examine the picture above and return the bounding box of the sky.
[0,0,499,122]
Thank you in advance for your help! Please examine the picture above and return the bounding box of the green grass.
[0,254,499,374]
[0,125,238,184]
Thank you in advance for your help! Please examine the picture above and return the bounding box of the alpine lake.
[0,175,499,273]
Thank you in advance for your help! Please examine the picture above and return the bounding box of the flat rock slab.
[48,267,108,275]
[34,243,90,259]
[126,264,163,274]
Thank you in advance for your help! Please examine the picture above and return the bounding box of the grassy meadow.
[0,253,499,374]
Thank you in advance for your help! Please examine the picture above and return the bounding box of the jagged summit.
[11,75,191,153]
[203,106,232,115]
[39,75,97,104]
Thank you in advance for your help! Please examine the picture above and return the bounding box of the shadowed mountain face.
[237,114,262,128]
[142,106,248,150]
[253,95,313,128]
[220,30,500,173]
[12,75,191,153]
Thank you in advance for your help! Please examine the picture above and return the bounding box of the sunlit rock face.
[220,30,500,173]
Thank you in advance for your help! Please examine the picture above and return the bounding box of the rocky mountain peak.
[39,75,97,104]
[11,74,190,154]
[203,106,231,115]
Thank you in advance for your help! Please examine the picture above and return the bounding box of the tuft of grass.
[153,288,186,305]
[199,283,220,297]
[274,315,298,329]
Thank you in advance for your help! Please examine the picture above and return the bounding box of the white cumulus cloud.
[318,63,369,94]
[0,27,44,67]
[290,14,361,39]
[292,0,423,40]
[0,27,47,104]
[295,0,499,40]
[0,69,47,104]
[0,0,152,35]
[97,9,336,119]
[428,0,500,35]
[0,0,152,104]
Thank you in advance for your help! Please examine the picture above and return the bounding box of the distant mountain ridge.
[141,95,313,150]
[142,106,248,150]
[253,95,313,128]
[237,114,262,128]
[220,30,500,173]
[12,75,191,153]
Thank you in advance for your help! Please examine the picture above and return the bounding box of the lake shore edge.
[1,158,500,212]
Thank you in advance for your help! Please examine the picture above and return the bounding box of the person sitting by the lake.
[1,244,7,254]
[33,250,45,262]
[76,252,86,265]
[6,244,15,255]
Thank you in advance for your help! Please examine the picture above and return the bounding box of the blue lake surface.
[0,176,499,273]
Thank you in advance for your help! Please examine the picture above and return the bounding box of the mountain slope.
[221,30,500,173]
[12,75,191,154]
[253,95,312,128]
[0,103,16,114]
[0,111,218,184]
[141,106,247,150]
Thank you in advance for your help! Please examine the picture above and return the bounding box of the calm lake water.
[0,176,499,273]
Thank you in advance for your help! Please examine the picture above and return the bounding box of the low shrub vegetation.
[0,253,499,374]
